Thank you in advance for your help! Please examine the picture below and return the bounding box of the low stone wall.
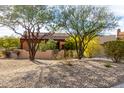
[35,50,54,59]
[18,50,29,59]
[12,49,65,59]
[18,50,53,59]
[10,49,106,59]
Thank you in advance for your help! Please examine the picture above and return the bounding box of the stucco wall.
[10,48,106,59]
[21,41,29,50]
[17,49,64,59]
[18,50,53,59]
[59,41,65,49]
[35,50,54,59]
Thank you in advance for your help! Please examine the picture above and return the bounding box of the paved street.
[113,83,124,88]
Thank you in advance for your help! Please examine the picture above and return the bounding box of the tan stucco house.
[20,33,68,50]
[20,32,117,50]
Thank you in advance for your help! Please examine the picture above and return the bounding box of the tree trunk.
[114,57,121,63]
[29,50,35,61]
[29,55,35,61]
[78,41,83,59]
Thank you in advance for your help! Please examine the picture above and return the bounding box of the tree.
[53,6,118,59]
[0,36,19,51]
[64,36,102,58]
[0,6,54,61]
[0,36,20,58]
[84,37,102,58]
[104,41,124,63]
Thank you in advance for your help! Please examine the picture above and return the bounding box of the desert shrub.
[64,40,75,50]
[0,36,20,51]
[63,61,73,66]
[2,50,11,58]
[46,39,57,50]
[64,38,75,58]
[0,36,20,58]
[39,41,47,51]
[103,40,124,63]
[104,63,112,68]
[0,51,3,57]
[64,50,70,58]
[53,49,60,59]
[39,39,57,51]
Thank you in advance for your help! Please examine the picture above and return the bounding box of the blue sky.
[0,5,124,36]
[108,5,124,35]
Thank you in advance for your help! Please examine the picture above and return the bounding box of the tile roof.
[39,33,69,40]
[20,32,116,43]
[21,32,69,40]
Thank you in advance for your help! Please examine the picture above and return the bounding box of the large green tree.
[0,6,54,61]
[53,6,118,59]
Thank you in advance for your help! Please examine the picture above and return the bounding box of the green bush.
[103,41,124,63]
[39,39,57,51]
[0,36,20,51]
[64,38,75,58]
[46,39,57,50]
[0,51,3,57]
[64,39,75,50]
[39,41,47,51]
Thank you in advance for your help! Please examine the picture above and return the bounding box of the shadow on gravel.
[26,59,124,88]
[32,60,48,65]
[34,61,116,88]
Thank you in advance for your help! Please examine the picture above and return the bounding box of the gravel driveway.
[0,59,124,88]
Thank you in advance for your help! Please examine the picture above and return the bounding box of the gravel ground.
[0,58,124,88]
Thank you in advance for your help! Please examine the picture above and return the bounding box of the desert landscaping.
[0,58,124,88]
[0,5,124,88]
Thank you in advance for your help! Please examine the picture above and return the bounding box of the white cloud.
[0,27,16,37]
[109,6,124,16]
[108,6,124,35]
